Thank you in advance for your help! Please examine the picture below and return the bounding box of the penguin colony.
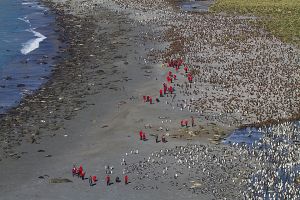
[121,122,300,199]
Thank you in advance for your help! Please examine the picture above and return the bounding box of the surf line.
[20,28,46,55]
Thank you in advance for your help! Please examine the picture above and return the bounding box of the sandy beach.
[1,0,300,199]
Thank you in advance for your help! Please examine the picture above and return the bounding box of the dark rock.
[4,76,12,80]
[49,178,72,183]
[96,69,105,74]
[17,84,26,88]
[40,76,49,80]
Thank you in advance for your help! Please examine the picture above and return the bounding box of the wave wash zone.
[0,0,61,114]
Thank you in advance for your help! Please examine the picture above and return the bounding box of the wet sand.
[0,0,300,199]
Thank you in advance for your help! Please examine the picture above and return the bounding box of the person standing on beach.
[79,170,85,180]
[72,165,77,177]
[89,176,97,186]
[163,82,167,92]
[124,175,128,184]
[164,85,167,94]
[169,86,173,94]
[162,135,166,143]
[139,130,143,140]
[188,74,193,83]
[106,175,110,186]
[89,176,93,186]
[78,165,83,178]
[184,66,188,73]
[191,116,195,127]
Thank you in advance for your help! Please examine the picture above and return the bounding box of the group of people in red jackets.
[70,59,196,190]
[181,116,195,127]
[143,58,194,106]
[105,175,129,186]
[72,165,86,180]
[139,130,147,141]
[72,165,129,187]
[161,58,194,97]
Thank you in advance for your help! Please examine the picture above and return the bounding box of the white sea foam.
[18,16,31,25]
[21,2,33,5]
[22,1,46,10]
[20,29,46,55]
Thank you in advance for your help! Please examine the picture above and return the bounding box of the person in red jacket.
[184,66,188,73]
[92,176,97,182]
[164,85,167,94]
[169,86,173,94]
[79,170,85,180]
[178,58,183,67]
[78,165,83,178]
[106,175,110,186]
[139,130,143,140]
[188,74,193,83]
[160,89,163,97]
[89,175,97,186]
[124,175,129,184]
[167,76,171,83]
[180,120,184,127]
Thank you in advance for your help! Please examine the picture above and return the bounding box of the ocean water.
[0,0,60,114]
[223,127,263,145]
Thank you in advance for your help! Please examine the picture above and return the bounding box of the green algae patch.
[210,0,300,46]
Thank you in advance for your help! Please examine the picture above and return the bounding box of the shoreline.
[0,1,72,160]
[0,0,61,115]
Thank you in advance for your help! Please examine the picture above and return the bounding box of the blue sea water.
[223,127,263,145]
[0,0,60,114]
